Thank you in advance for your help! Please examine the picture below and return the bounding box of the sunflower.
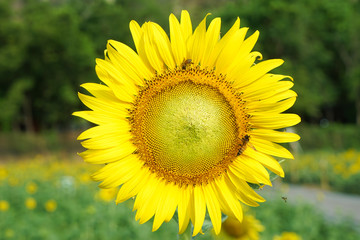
[273,232,302,240]
[219,214,264,240]
[74,10,300,236]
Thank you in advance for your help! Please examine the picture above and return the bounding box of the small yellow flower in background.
[5,229,14,238]
[79,173,91,183]
[25,197,37,210]
[45,199,57,212]
[96,188,118,202]
[0,167,8,180]
[0,200,10,211]
[26,182,38,194]
[332,150,360,179]
[217,215,264,240]
[74,10,300,235]
[273,232,302,240]
[344,149,356,159]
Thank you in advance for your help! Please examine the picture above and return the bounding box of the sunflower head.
[273,232,303,240]
[74,10,300,236]
[221,214,264,240]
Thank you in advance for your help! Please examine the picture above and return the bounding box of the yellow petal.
[106,43,146,87]
[142,23,164,72]
[130,20,154,72]
[251,129,300,143]
[95,60,137,102]
[260,90,298,103]
[94,60,115,88]
[225,174,260,207]
[192,185,206,236]
[108,40,153,81]
[169,13,187,66]
[80,131,131,150]
[222,30,259,76]
[247,74,293,91]
[234,30,259,61]
[227,170,265,202]
[178,186,192,234]
[206,17,241,67]
[215,28,248,73]
[77,122,129,140]
[214,177,243,222]
[97,57,137,93]
[129,20,142,53]
[225,52,259,82]
[201,17,221,67]
[80,83,121,103]
[104,49,110,61]
[243,147,285,177]
[233,59,284,88]
[189,13,210,65]
[78,142,136,164]
[251,137,295,159]
[116,167,150,203]
[149,22,176,69]
[73,110,124,125]
[153,182,179,231]
[92,155,144,188]
[229,163,260,184]
[203,184,222,235]
[248,97,297,115]
[242,77,294,101]
[135,175,162,224]
[77,93,128,118]
[231,155,271,185]
[251,113,301,129]
[180,10,192,44]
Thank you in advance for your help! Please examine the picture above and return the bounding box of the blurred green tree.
[0,0,170,132]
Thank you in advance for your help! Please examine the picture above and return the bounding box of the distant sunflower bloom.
[26,182,38,194]
[96,187,118,202]
[74,10,300,235]
[25,197,36,210]
[219,215,264,240]
[0,200,10,211]
[45,199,57,212]
[273,232,302,240]
[0,167,8,180]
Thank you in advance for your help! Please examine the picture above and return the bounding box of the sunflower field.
[1,154,359,240]
[284,150,360,194]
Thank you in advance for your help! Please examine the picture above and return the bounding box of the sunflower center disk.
[147,81,236,172]
[131,68,248,185]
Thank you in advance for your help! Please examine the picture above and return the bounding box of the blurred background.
[0,0,359,239]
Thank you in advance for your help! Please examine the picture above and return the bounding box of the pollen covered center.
[145,82,237,177]
[130,67,249,185]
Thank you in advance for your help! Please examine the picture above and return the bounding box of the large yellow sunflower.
[74,10,300,236]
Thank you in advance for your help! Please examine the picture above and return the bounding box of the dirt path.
[261,182,360,227]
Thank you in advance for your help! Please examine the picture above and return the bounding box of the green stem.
[178,222,193,240]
